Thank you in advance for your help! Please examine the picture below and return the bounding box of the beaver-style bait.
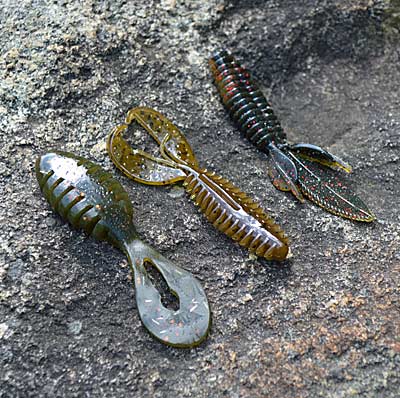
[107,107,289,261]
[209,50,375,222]
[36,151,211,348]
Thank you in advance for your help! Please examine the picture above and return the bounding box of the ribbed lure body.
[107,107,289,260]
[209,50,286,150]
[36,152,134,243]
[209,50,375,222]
[183,169,288,259]
[36,152,210,348]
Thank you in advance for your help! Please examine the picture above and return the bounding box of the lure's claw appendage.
[267,144,304,202]
[126,107,198,167]
[108,107,290,261]
[289,143,352,173]
[107,124,187,186]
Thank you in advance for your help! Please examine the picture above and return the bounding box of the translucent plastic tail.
[124,239,211,348]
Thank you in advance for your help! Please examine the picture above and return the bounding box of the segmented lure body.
[210,52,285,149]
[107,107,289,261]
[36,151,211,348]
[37,152,134,242]
[184,168,287,259]
[209,50,375,222]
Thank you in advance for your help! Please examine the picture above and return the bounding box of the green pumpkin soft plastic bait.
[107,107,289,261]
[36,151,211,348]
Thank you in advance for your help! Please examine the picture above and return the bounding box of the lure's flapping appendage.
[107,107,289,260]
[288,155,375,222]
[289,143,352,173]
[123,240,211,347]
[126,107,198,167]
[209,49,375,222]
[36,151,210,348]
[267,143,304,202]
[108,124,187,186]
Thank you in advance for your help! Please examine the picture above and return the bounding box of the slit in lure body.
[107,107,289,261]
[36,151,211,348]
[209,50,375,222]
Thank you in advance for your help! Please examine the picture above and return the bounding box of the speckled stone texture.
[1,1,399,397]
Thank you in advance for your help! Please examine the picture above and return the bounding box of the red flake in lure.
[209,50,375,222]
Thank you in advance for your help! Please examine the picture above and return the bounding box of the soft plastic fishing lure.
[209,50,375,222]
[107,107,289,261]
[36,151,211,348]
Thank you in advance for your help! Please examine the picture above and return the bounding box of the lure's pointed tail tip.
[360,211,376,223]
[333,206,376,223]
[343,164,353,174]
[347,203,376,223]
[334,160,352,174]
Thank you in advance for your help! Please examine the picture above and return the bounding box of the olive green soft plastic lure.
[107,107,289,261]
[36,151,211,348]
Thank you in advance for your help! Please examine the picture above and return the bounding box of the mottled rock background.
[1,0,399,397]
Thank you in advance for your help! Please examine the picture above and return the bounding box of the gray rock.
[67,320,82,336]
[1,0,399,397]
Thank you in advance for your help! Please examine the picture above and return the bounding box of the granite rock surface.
[1,0,399,397]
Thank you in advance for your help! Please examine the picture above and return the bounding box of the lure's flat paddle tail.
[289,155,375,222]
[107,107,289,261]
[36,151,211,348]
[209,49,375,222]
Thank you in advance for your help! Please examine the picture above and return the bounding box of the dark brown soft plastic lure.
[36,151,211,348]
[209,50,375,222]
[107,107,289,261]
